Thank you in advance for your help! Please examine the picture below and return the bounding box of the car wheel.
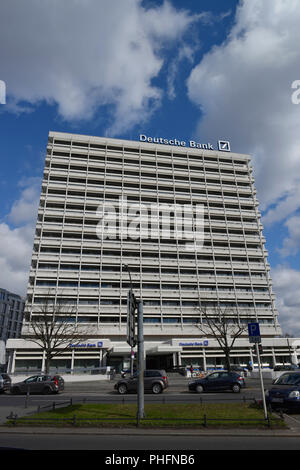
[195,384,204,393]
[152,383,162,394]
[232,384,241,393]
[42,386,52,395]
[11,386,20,395]
[117,384,128,395]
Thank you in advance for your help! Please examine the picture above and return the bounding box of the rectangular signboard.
[248,322,261,343]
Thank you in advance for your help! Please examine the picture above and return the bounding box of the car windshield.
[274,373,300,386]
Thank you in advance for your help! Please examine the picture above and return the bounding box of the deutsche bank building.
[6,131,300,374]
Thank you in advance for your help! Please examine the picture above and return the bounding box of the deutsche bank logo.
[218,140,231,152]
[0,80,6,104]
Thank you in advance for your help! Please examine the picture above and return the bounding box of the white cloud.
[187,0,300,217]
[278,216,300,257]
[7,177,41,226]
[0,177,41,296]
[0,223,35,296]
[167,44,197,100]
[0,0,200,135]
[272,265,300,336]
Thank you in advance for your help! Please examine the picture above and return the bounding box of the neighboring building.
[6,131,300,374]
[0,288,25,368]
[0,288,24,342]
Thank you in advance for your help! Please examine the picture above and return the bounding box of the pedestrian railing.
[5,395,283,429]
[6,412,280,428]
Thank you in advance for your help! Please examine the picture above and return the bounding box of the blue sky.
[1,0,300,335]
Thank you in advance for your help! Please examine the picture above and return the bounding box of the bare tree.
[24,294,88,374]
[195,305,250,371]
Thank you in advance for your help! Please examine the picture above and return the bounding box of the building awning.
[146,345,182,355]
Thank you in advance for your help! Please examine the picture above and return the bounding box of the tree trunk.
[224,349,231,371]
[45,355,51,374]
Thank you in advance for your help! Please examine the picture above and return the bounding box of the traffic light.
[126,290,137,347]
[252,344,263,355]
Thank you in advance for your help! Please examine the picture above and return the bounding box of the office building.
[7,131,298,374]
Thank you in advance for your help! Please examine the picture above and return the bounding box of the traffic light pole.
[255,342,268,420]
[137,300,145,425]
[124,264,144,425]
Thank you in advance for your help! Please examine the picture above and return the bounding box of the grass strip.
[7,403,286,429]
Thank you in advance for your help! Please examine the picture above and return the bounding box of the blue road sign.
[248,322,261,343]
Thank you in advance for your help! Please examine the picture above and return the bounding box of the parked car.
[0,373,12,393]
[273,364,299,371]
[11,375,64,395]
[266,371,300,410]
[114,369,168,394]
[188,371,245,393]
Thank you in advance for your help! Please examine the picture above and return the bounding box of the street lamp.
[122,263,145,423]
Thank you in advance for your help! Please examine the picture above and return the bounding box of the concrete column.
[71,349,75,374]
[41,351,45,373]
[203,348,207,372]
[177,351,182,366]
[173,352,177,367]
[7,350,16,374]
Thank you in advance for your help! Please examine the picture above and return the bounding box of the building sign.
[139,134,231,152]
[179,340,209,347]
[69,341,103,348]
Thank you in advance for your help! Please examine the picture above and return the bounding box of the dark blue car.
[188,371,245,393]
[266,372,300,410]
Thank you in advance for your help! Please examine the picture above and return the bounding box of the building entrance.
[146,354,173,371]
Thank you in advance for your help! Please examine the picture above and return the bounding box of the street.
[0,374,300,452]
[1,431,300,451]
[0,373,267,413]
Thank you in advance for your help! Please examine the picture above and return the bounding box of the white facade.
[7,131,296,374]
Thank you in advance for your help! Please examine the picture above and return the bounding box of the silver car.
[11,375,64,395]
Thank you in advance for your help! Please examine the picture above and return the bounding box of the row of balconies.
[40,207,261,229]
[29,270,270,286]
[32,253,267,270]
[45,168,253,195]
[40,194,259,218]
[33,238,266,258]
[47,156,252,190]
[27,304,276,319]
[44,176,255,197]
[36,226,265,246]
[46,158,251,177]
[34,231,265,248]
[43,177,255,203]
[38,207,262,230]
[37,219,262,240]
[47,157,253,184]
[48,145,250,170]
[27,285,275,301]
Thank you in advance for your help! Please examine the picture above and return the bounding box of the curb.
[0,425,299,437]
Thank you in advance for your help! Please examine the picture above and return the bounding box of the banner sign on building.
[139,134,231,152]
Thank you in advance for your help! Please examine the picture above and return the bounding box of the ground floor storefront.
[5,336,300,375]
